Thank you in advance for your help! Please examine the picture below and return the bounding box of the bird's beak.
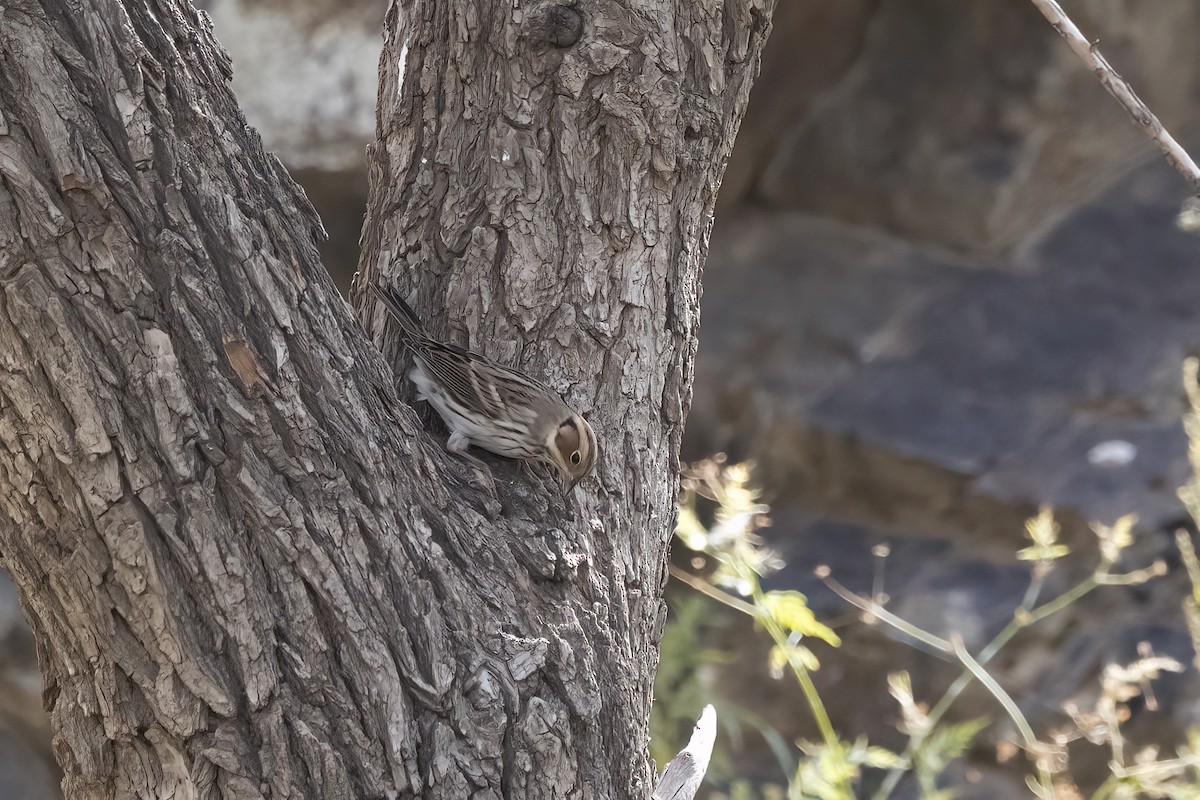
[563,476,583,509]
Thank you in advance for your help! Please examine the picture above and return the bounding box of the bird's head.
[546,414,597,490]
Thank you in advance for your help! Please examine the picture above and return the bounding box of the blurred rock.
[0,573,58,798]
[200,0,382,291]
[754,0,1200,254]
[0,723,59,800]
[717,0,879,211]
[199,0,381,171]
[921,762,1030,800]
[690,155,1200,542]
[290,167,369,291]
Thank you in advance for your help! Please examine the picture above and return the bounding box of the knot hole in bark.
[525,2,584,48]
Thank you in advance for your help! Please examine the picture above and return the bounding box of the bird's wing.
[417,340,552,421]
[412,340,496,415]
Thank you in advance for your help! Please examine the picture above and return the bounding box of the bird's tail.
[370,283,427,342]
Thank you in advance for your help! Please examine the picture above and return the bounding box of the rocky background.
[5,0,1200,797]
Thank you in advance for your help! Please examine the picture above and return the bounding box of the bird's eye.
[570,451,582,465]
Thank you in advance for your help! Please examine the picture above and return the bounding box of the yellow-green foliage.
[660,374,1200,800]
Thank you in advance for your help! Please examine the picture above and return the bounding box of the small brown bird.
[371,283,597,489]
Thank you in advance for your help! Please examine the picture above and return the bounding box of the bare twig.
[667,564,758,616]
[1029,0,1200,195]
[651,705,717,800]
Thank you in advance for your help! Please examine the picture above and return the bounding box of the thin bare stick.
[667,564,758,616]
[651,705,717,800]
[1030,0,1200,195]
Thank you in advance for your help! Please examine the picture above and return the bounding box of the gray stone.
[200,0,381,171]
[717,0,877,212]
[0,578,23,643]
[0,572,56,798]
[0,724,59,800]
[753,0,1200,254]
[691,155,1200,539]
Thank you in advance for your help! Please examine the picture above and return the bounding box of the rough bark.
[0,0,773,798]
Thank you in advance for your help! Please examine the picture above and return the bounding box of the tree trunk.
[0,0,773,797]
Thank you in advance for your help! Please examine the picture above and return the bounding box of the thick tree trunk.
[0,0,773,797]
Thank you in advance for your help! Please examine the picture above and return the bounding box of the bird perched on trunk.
[370,283,597,490]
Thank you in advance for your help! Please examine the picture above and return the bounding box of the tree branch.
[1029,0,1200,195]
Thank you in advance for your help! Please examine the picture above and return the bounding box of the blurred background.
[5,1,1200,797]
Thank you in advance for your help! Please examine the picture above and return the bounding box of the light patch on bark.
[222,335,268,393]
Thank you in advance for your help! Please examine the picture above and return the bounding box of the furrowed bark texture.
[0,0,772,798]
[354,0,773,790]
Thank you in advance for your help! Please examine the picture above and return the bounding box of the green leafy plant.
[668,457,884,798]
[663,420,1200,799]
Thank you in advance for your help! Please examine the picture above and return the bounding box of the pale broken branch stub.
[651,705,717,800]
